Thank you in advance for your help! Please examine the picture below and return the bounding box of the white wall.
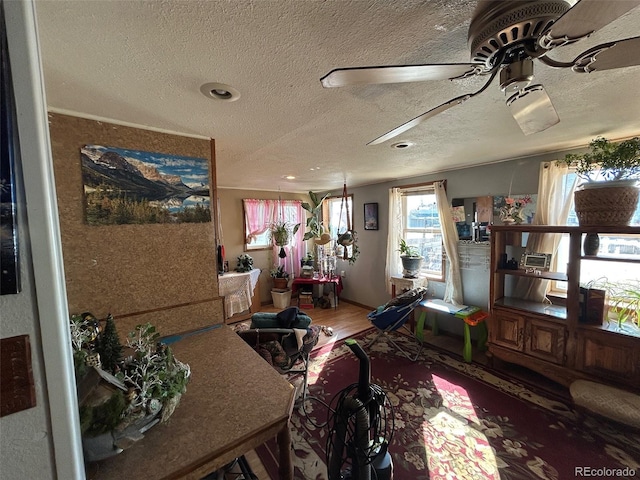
[2,1,84,478]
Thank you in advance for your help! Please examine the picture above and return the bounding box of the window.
[399,184,444,280]
[243,199,302,251]
[323,194,353,239]
[550,173,640,293]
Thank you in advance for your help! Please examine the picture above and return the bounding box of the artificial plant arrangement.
[236,253,254,272]
[301,191,330,242]
[560,136,640,183]
[70,313,190,460]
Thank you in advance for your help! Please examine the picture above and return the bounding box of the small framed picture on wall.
[364,203,378,230]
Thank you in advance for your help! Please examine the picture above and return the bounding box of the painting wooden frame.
[364,202,378,230]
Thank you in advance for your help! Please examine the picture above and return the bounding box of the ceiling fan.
[320,0,640,145]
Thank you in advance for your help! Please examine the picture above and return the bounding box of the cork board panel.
[110,300,224,341]
[48,113,223,333]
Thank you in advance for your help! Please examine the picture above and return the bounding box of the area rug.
[257,329,640,479]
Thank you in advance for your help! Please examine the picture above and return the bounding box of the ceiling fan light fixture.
[200,82,241,102]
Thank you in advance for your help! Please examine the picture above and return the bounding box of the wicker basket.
[574,183,639,226]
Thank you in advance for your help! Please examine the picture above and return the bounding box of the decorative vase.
[502,217,515,225]
[583,233,600,256]
[574,180,639,226]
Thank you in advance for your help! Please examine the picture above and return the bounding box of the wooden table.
[87,326,295,480]
[292,275,343,309]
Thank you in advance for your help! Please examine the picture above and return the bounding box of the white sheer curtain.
[385,187,402,295]
[434,181,463,305]
[514,161,578,301]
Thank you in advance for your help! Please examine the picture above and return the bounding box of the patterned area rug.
[257,329,640,479]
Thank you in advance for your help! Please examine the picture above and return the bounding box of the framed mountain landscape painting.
[81,145,211,226]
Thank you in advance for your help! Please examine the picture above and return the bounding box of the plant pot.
[272,277,288,290]
[337,231,354,246]
[401,255,423,278]
[574,180,639,226]
[271,289,292,309]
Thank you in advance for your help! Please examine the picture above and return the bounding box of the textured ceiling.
[34,0,640,192]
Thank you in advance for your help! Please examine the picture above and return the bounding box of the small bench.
[570,380,640,429]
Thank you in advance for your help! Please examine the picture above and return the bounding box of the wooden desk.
[87,326,295,480]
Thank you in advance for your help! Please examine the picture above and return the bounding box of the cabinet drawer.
[490,309,525,351]
[576,330,640,384]
[524,318,566,365]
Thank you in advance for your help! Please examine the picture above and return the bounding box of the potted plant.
[235,254,254,272]
[398,238,423,278]
[560,136,640,226]
[270,220,300,247]
[270,265,291,308]
[270,264,289,290]
[302,191,331,244]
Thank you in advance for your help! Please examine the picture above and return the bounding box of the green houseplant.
[398,238,423,278]
[560,137,640,226]
[270,220,300,247]
[270,264,289,290]
[302,191,331,243]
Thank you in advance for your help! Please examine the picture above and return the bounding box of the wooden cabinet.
[489,225,640,391]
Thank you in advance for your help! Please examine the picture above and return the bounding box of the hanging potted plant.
[302,191,331,245]
[270,220,300,258]
[560,136,640,226]
[398,238,424,278]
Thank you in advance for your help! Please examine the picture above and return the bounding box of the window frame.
[323,194,354,239]
[398,182,445,282]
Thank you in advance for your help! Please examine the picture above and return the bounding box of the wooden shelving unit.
[489,225,640,391]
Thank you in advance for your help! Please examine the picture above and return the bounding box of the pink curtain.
[270,200,304,277]
[244,198,304,277]
[243,199,275,244]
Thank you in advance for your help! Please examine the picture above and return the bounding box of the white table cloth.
[219,269,261,318]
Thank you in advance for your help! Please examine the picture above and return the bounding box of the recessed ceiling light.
[391,141,413,149]
[285,175,296,180]
[200,82,241,102]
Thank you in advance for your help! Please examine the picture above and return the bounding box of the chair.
[237,307,320,402]
[366,287,427,361]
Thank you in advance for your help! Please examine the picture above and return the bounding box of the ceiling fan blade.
[367,95,471,146]
[320,63,484,88]
[539,0,640,49]
[571,35,640,72]
[506,84,559,136]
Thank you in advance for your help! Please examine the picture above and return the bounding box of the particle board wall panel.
[48,113,223,337]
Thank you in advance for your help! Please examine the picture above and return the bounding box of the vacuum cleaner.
[326,339,394,480]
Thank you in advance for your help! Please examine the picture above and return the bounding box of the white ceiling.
[34,0,640,192]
